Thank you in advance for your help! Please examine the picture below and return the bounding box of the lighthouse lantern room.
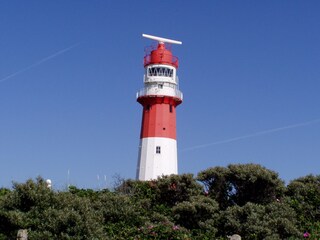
[136,34,183,181]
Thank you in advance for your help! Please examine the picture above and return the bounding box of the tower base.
[136,137,178,181]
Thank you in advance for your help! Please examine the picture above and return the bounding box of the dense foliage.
[0,164,319,239]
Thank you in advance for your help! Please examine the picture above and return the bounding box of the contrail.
[182,118,320,152]
[0,43,80,83]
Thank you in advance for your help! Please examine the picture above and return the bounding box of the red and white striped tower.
[136,34,183,181]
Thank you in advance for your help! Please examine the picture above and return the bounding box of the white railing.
[136,88,183,100]
[143,74,179,83]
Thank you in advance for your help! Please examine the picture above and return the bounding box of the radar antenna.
[142,34,182,45]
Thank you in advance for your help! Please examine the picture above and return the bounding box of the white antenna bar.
[142,34,182,45]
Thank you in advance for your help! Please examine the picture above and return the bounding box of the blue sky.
[1,1,319,189]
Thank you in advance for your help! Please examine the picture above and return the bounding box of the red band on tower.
[138,96,181,139]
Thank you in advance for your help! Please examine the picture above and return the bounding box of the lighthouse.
[136,34,183,181]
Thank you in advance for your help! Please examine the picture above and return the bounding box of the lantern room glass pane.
[148,67,173,77]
